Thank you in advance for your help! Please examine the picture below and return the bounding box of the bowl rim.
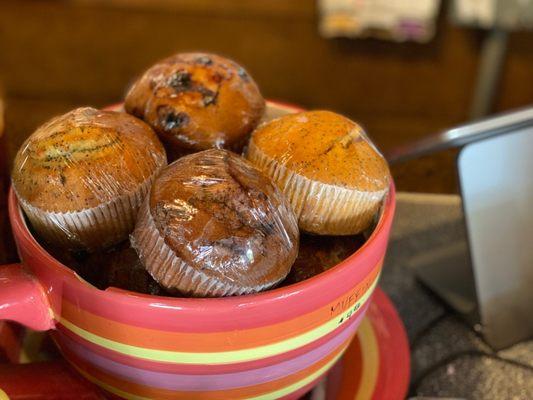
[8,100,396,309]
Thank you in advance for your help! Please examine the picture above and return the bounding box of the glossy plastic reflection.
[3,101,396,399]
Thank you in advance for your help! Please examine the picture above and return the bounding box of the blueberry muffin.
[125,52,265,160]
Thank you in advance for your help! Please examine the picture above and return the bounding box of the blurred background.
[1,0,533,193]
[1,2,533,397]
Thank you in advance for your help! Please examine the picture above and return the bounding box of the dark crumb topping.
[201,89,218,106]
[165,112,187,130]
[165,69,220,107]
[212,72,224,84]
[196,55,213,66]
[237,67,249,81]
[168,71,193,91]
[157,107,190,131]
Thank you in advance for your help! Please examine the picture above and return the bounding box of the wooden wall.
[1,0,532,194]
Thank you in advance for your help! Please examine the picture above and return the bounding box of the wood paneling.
[496,31,533,111]
[0,0,532,193]
[0,96,16,264]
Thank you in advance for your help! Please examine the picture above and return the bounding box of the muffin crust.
[132,149,299,296]
[125,52,265,158]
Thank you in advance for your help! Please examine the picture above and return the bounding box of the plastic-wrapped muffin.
[131,149,299,297]
[284,234,365,285]
[246,110,390,235]
[12,107,167,251]
[125,52,265,160]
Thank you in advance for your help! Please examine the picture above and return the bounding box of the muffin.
[45,244,100,285]
[125,52,265,160]
[131,149,299,297]
[12,107,167,251]
[91,243,165,295]
[284,234,365,285]
[246,110,390,235]
[45,240,165,295]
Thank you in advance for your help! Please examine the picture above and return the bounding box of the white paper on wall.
[451,0,533,30]
[318,0,441,42]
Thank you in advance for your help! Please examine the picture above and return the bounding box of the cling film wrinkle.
[12,107,167,251]
[131,149,299,297]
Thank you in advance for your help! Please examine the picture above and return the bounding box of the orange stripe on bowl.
[64,337,350,400]
[336,334,363,399]
[57,279,374,364]
[60,265,381,353]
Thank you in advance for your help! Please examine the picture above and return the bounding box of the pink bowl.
[0,102,396,399]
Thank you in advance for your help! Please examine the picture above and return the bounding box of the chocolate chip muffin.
[95,244,166,295]
[12,107,167,251]
[131,149,299,297]
[45,241,165,295]
[125,52,265,160]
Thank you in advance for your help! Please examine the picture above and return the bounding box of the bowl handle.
[0,264,54,330]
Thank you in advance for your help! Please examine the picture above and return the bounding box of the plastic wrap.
[12,107,167,251]
[246,110,391,235]
[124,52,265,160]
[131,149,299,297]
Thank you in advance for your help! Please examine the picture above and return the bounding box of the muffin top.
[148,149,298,288]
[12,107,166,212]
[249,110,390,191]
[125,52,265,156]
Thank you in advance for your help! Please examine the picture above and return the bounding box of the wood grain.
[0,0,531,196]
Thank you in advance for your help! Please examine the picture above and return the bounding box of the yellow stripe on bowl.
[58,278,378,364]
[71,344,348,400]
[353,318,379,400]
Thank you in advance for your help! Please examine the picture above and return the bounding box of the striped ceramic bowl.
[0,102,396,399]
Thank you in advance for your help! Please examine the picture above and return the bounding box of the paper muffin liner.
[16,171,159,252]
[247,142,388,235]
[131,199,285,297]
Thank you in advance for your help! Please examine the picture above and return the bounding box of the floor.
[383,193,533,399]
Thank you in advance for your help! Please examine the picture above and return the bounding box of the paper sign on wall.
[318,0,441,42]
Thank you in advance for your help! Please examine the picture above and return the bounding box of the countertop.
[383,192,533,399]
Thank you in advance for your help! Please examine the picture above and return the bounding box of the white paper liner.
[16,171,159,251]
[247,142,388,235]
[131,199,284,297]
